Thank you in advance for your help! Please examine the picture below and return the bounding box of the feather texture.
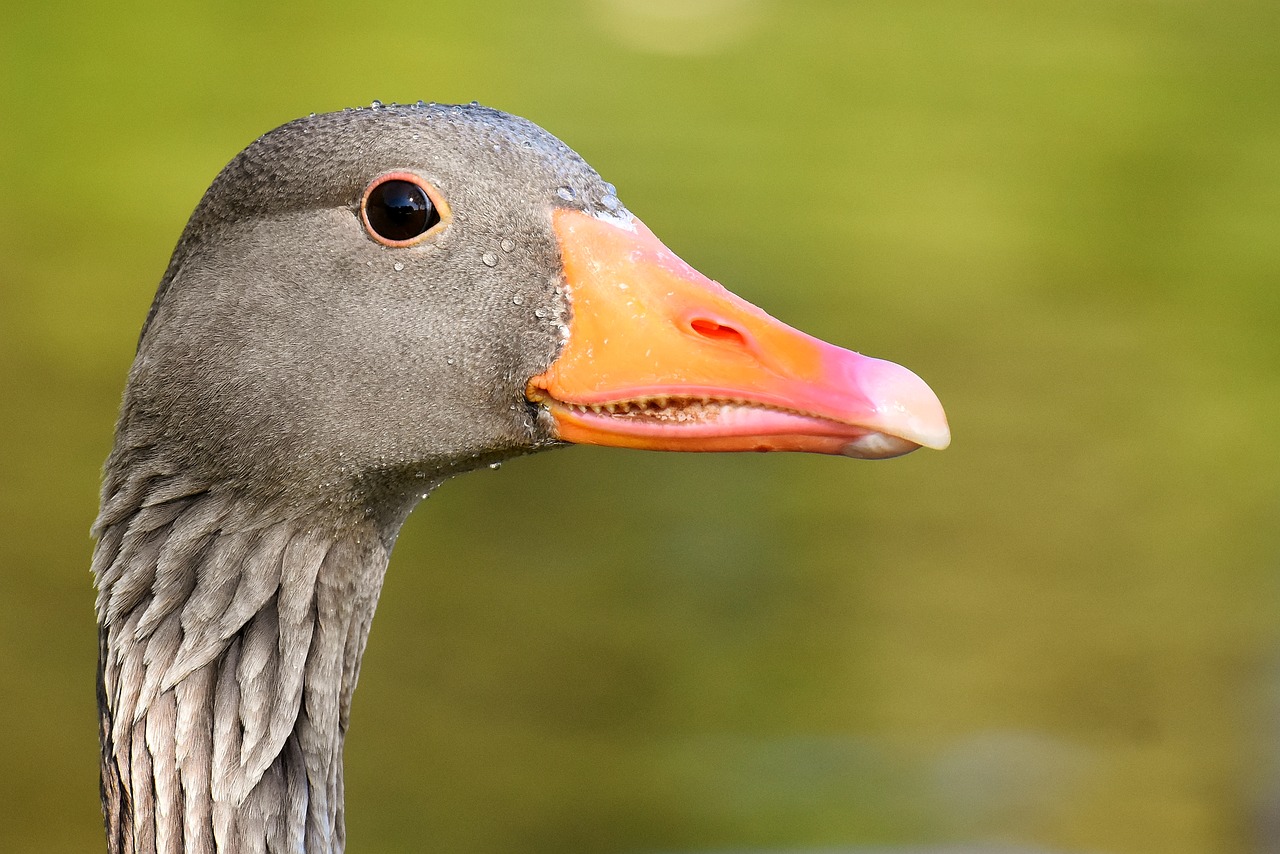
[94,470,389,854]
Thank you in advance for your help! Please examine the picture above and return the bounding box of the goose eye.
[361,174,444,245]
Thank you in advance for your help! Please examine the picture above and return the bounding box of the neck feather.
[93,471,402,854]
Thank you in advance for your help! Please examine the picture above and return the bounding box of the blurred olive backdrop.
[3,2,1279,853]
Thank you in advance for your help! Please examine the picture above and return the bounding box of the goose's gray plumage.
[93,102,949,853]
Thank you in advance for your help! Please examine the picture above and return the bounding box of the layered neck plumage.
[93,467,410,854]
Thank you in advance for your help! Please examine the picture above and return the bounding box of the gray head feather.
[95,103,612,854]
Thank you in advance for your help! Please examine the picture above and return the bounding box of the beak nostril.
[689,318,748,347]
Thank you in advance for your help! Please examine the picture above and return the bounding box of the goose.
[92,102,950,854]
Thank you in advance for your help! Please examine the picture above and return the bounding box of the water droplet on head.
[393,262,404,272]
[482,252,499,267]
[370,99,383,109]
[512,295,525,305]
[488,462,502,470]
[469,100,480,107]
[604,182,617,195]
[534,308,547,318]
[556,186,575,202]
[500,238,515,253]
[446,357,455,365]
[416,99,426,108]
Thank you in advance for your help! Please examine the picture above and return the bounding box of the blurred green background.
[2,1,1279,852]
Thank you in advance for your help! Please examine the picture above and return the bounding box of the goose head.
[118,102,948,525]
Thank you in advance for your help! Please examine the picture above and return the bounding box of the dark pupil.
[367,180,438,241]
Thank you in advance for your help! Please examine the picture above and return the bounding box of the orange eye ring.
[359,171,452,247]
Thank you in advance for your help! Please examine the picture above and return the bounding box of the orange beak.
[527,209,950,459]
